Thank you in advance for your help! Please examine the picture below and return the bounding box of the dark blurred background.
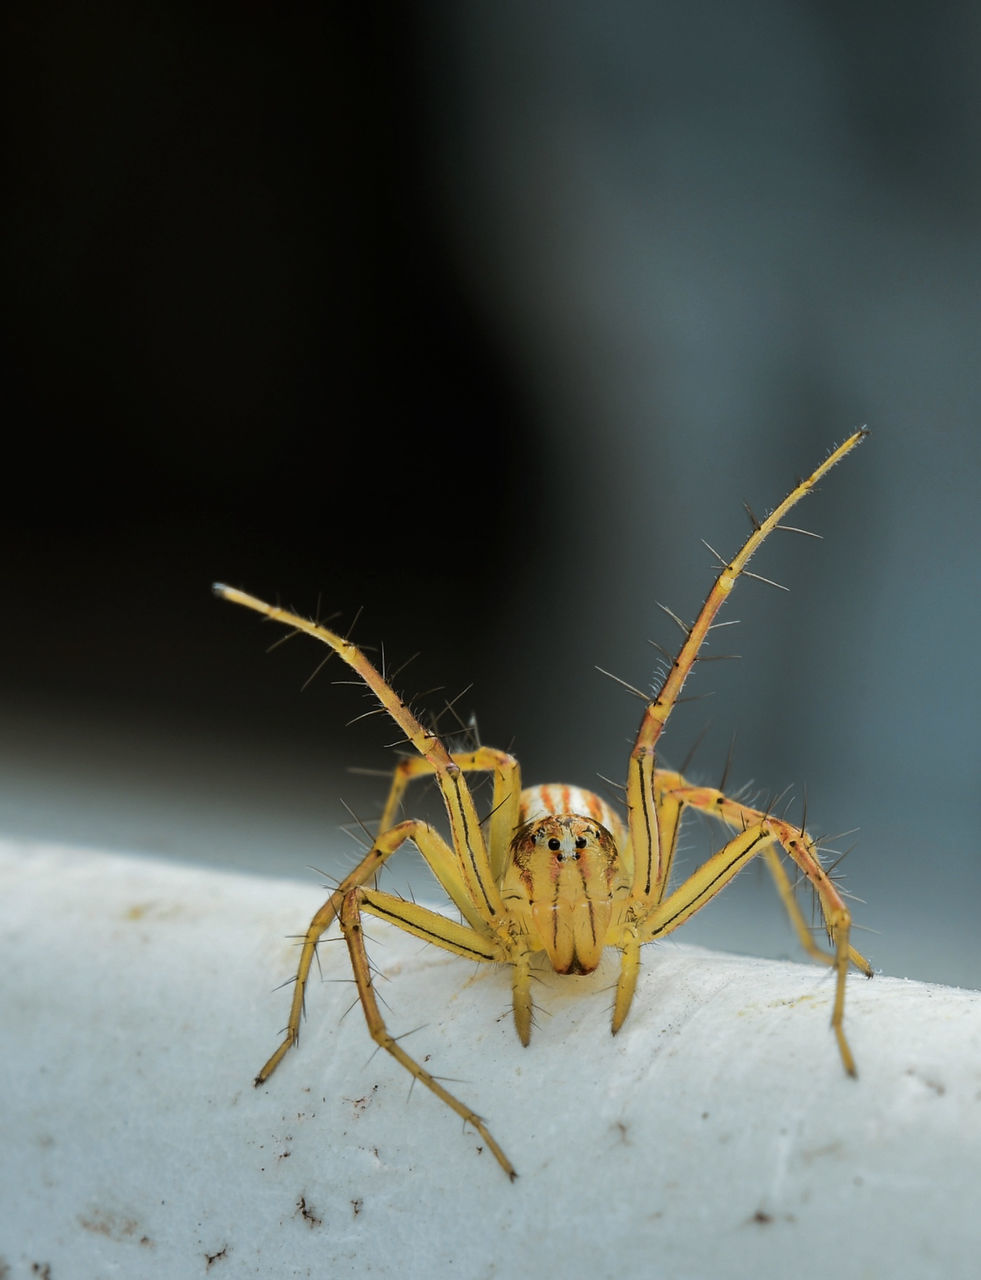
[4,3,979,988]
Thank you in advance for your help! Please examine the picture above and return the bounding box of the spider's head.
[503,814,629,975]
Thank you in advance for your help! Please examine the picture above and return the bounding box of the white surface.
[2,837,979,1279]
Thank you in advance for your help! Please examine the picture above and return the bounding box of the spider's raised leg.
[623,429,867,908]
[377,748,522,881]
[213,584,508,926]
[339,888,516,1178]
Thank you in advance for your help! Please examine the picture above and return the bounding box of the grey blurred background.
[4,3,979,989]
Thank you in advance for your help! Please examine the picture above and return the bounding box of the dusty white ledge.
[2,838,979,1279]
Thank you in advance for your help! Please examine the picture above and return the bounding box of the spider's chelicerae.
[215,429,873,1179]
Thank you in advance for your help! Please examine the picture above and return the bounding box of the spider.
[214,428,873,1180]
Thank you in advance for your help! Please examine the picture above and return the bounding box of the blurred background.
[5,2,979,989]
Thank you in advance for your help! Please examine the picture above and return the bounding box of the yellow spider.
[215,428,872,1180]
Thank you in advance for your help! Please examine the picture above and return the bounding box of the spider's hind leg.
[759,843,872,976]
[642,777,872,1074]
[654,777,873,976]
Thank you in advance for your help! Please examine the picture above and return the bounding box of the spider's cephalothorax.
[504,785,630,976]
[216,428,873,1181]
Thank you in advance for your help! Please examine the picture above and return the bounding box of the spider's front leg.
[256,821,515,1176]
[338,886,515,1178]
[376,747,522,882]
[614,431,870,1062]
[217,584,522,1173]
[623,429,867,905]
[254,816,496,1085]
[213,584,508,926]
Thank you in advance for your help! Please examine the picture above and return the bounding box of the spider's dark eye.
[548,837,561,852]
[575,835,588,849]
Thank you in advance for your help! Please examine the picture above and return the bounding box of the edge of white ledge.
[2,837,980,1280]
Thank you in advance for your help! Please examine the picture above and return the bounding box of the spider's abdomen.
[503,785,631,975]
[518,784,625,839]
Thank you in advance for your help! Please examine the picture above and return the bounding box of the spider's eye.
[548,837,561,852]
[575,835,588,849]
